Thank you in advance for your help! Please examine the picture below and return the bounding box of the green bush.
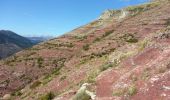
[73,89,91,100]
[93,37,101,43]
[83,44,90,51]
[60,75,67,81]
[103,30,114,37]
[112,89,126,96]
[39,92,55,100]
[166,18,170,26]
[126,38,138,43]
[122,34,138,43]
[30,81,41,89]
[37,57,44,68]
[128,85,137,96]
[100,62,113,71]
[87,71,99,83]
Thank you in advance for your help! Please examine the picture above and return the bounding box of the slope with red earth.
[0,0,170,100]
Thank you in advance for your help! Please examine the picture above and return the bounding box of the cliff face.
[0,0,170,100]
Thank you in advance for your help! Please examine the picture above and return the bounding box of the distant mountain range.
[27,36,53,44]
[0,30,50,59]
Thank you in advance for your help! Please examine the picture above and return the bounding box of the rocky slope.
[0,30,34,59]
[0,0,170,100]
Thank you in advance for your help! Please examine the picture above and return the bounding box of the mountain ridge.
[0,30,35,59]
[0,0,170,100]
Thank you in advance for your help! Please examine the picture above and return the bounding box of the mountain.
[0,30,34,59]
[27,36,53,44]
[0,0,170,100]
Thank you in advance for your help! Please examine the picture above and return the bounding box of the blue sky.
[0,0,149,37]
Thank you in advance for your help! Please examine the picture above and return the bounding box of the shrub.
[87,71,99,83]
[30,81,41,89]
[52,67,61,75]
[72,89,91,100]
[138,39,149,51]
[165,18,170,26]
[103,30,114,37]
[39,92,55,100]
[83,44,90,51]
[128,85,137,96]
[112,85,137,97]
[37,57,44,68]
[100,62,113,71]
[121,33,138,43]
[141,68,150,80]
[74,35,87,41]
[112,89,126,96]
[126,38,138,43]
[11,90,22,96]
[60,75,67,81]
[42,75,53,85]
[93,37,101,43]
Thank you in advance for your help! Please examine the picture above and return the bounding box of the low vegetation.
[126,2,159,16]
[102,30,114,37]
[39,92,55,100]
[113,88,127,96]
[93,30,114,43]
[121,33,138,43]
[165,18,170,26]
[60,75,67,81]
[37,57,44,68]
[74,35,87,41]
[113,84,137,96]
[100,62,114,71]
[128,85,137,96]
[86,70,99,83]
[30,81,42,89]
[72,89,91,100]
[141,68,151,80]
[83,44,90,51]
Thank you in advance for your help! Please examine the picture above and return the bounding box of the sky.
[0,0,149,37]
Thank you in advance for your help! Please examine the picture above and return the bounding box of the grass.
[39,92,55,100]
